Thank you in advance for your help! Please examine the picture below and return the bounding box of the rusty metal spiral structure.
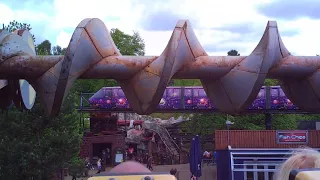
[1,18,320,116]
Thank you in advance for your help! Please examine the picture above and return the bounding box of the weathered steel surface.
[0,29,36,110]
[1,18,320,116]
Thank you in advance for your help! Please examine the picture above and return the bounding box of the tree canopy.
[0,21,82,179]
[36,40,52,55]
[3,20,35,42]
[52,45,67,55]
[227,49,240,56]
[110,28,145,56]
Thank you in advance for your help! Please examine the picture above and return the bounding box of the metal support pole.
[124,113,127,162]
[79,111,82,134]
[227,125,230,145]
[265,113,272,130]
[227,114,230,145]
[82,113,85,130]
[80,93,83,110]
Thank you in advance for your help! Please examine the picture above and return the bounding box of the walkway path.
[65,163,216,180]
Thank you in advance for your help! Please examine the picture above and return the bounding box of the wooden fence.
[215,130,320,150]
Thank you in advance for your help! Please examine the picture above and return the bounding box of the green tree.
[36,40,52,55]
[264,79,279,86]
[52,45,67,55]
[227,49,240,56]
[110,28,145,56]
[0,21,83,178]
[173,79,202,86]
[3,20,35,42]
[0,93,81,179]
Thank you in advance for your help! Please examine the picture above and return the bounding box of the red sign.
[276,131,308,144]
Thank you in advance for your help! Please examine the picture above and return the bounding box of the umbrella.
[189,135,202,179]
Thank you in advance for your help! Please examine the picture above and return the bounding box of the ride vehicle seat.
[289,168,320,180]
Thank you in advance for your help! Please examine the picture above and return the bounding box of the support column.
[124,113,127,162]
[148,140,153,157]
[265,113,272,130]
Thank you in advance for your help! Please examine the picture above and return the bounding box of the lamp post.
[225,117,234,145]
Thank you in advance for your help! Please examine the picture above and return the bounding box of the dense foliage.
[0,21,82,179]
[0,94,81,179]
[227,49,240,56]
[3,20,35,42]
[0,20,146,179]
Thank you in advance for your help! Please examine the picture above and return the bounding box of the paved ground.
[65,163,216,180]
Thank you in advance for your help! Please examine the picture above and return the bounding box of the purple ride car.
[88,86,297,111]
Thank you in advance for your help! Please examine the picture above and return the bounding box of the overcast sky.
[1,0,320,56]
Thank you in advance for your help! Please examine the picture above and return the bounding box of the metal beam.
[1,19,320,116]
[75,107,320,114]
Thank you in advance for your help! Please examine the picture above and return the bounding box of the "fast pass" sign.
[276,130,308,144]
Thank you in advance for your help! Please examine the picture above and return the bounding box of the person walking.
[102,150,107,166]
[106,148,111,165]
[96,158,102,174]
[147,156,153,171]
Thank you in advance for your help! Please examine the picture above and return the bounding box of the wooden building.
[215,130,320,150]
[215,130,320,180]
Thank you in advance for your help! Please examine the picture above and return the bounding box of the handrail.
[149,124,178,154]
[160,125,180,152]
[143,122,180,157]
[143,123,175,155]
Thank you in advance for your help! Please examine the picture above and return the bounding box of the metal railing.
[143,122,180,159]
[78,92,94,109]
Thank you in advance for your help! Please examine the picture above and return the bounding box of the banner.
[276,130,308,144]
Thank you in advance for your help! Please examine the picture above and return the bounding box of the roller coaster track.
[1,18,320,116]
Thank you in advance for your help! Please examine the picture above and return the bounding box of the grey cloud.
[140,9,199,31]
[216,24,255,34]
[256,0,320,20]
[203,22,299,55]
[215,23,299,37]
[203,44,242,55]
[2,0,57,45]
[141,11,182,31]
[215,23,299,39]
[133,0,198,31]
[203,42,252,55]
